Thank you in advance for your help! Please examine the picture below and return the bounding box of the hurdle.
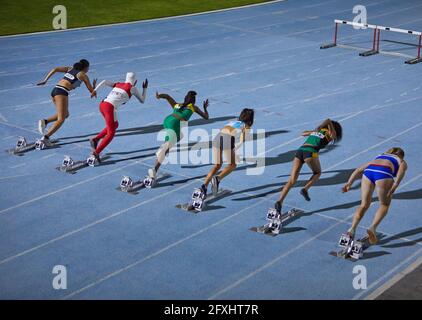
[321,19,422,64]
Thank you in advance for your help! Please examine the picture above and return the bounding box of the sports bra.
[63,68,82,89]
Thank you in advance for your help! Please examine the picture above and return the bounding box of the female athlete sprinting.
[147,90,209,181]
[200,108,254,197]
[36,59,97,146]
[89,72,148,163]
[274,119,343,214]
[342,147,407,244]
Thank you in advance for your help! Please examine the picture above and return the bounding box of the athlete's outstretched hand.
[143,79,148,89]
[342,182,351,193]
[156,91,160,99]
[203,99,209,110]
[91,90,97,98]
[37,80,47,86]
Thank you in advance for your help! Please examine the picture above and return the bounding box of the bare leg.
[347,175,375,236]
[217,148,237,180]
[204,146,222,187]
[303,157,322,191]
[276,157,303,204]
[45,95,69,138]
[367,178,394,244]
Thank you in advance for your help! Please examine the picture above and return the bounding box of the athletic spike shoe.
[300,188,311,201]
[148,168,157,179]
[200,184,208,198]
[211,176,220,196]
[41,136,53,147]
[38,119,46,135]
[274,201,282,214]
[90,138,98,151]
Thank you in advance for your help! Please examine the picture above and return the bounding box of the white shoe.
[38,120,46,135]
[148,168,156,179]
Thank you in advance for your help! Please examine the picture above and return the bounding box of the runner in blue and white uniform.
[200,108,254,197]
[342,147,408,244]
[36,59,97,145]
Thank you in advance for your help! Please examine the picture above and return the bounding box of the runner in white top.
[89,72,148,162]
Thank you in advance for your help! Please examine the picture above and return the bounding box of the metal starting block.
[332,234,366,260]
[251,208,304,236]
[16,137,27,149]
[120,176,133,190]
[86,155,98,167]
[35,139,46,150]
[143,176,155,188]
[189,188,206,212]
[350,241,364,260]
[62,156,74,168]
[339,233,353,248]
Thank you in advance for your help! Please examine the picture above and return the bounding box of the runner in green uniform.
[147,90,209,180]
[274,119,343,214]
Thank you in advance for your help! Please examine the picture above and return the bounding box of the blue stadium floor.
[0,0,421,299]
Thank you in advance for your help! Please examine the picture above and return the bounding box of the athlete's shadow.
[56,116,235,145]
[229,168,354,201]
[378,227,422,249]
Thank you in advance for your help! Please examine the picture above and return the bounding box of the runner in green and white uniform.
[274,119,343,214]
[147,90,209,180]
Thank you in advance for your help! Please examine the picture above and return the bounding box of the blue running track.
[0,0,421,299]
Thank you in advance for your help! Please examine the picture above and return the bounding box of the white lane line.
[0,179,198,267]
[1,135,15,140]
[65,121,422,299]
[9,163,26,169]
[62,191,269,300]
[0,112,7,122]
[0,158,148,216]
[40,153,57,160]
[209,168,422,300]
[363,253,422,300]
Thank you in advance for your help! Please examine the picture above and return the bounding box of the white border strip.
[334,19,421,36]
[0,0,287,39]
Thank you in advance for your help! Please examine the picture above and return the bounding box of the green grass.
[0,0,273,36]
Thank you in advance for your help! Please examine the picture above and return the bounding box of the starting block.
[16,137,27,149]
[143,176,155,189]
[117,173,171,194]
[330,234,368,261]
[251,208,304,236]
[339,233,353,248]
[176,188,231,213]
[35,139,46,150]
[120,176,133,190]
[86,155,98,167]
[189,188,206,212]
[62,156,74,168]
[6,137,36,155]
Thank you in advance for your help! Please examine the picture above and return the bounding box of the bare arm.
[156,92,177,108]
[37,66,70,86]
[132,79,148,104]
[317,118,336,140]
[342,162,371,192]
[193,99,209,120]
[79,72,97,98]
[90,79,115,98]
[388,161,408,197]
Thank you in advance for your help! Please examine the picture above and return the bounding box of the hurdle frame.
[321,19,422,64]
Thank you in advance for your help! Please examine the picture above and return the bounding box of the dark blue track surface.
[0,0,421,299]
